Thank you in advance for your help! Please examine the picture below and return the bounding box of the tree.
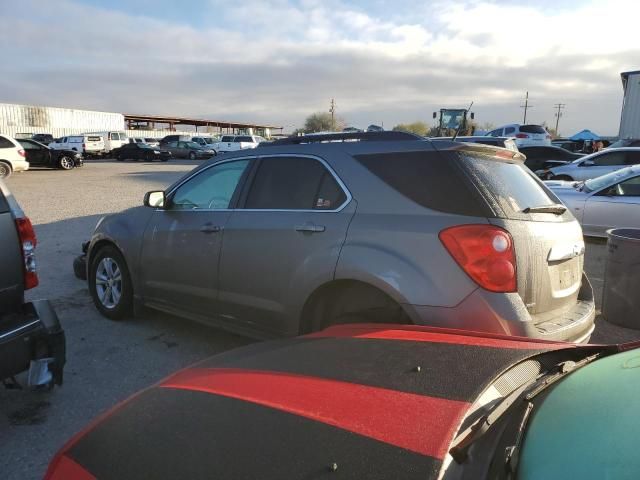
[392,121,430,137]
[303,112,344,133]
[479,122,495,132]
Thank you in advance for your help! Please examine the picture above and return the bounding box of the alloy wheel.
[95,257,122,309]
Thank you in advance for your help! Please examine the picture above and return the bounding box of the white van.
[87,131,127,153]
[49,135,105,155]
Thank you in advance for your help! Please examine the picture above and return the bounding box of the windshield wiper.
[522,204,566,215]
[449,353,601,464]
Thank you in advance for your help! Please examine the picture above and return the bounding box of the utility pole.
[329,98,336,130]
[520,91,533,124]
[554,103,566,136]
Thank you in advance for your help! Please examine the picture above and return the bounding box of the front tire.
[58,156,74,170]
[89,245,133,320]
[0,161,11,179]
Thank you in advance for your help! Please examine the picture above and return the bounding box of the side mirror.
[432,112,437,119]
[470,112,475,120]
[581,160,595,167]
[144,191,166,209]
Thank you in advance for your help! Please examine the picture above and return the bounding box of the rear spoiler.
[444,142,526,162]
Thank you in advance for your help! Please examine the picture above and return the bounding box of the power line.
[520,91,533,124]
[329,98,336,130]
[554,103,566,135]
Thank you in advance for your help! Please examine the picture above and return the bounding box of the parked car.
[49,135,105,156]
[160,134,191,144]
[546,165,640,237]
[543,147,640,181]
[73,132,594,343]
[191,136,218,148]
[18,139,83,170]
[163,141,216,159]
[0,180,65,388]
[31,133,54,145]
[115,143,171,162]
[44,323,637,480]
[487,124,552,147]
[0,134,29,178]
[86,131,127,154]
[214,135,265,153]
[432,136,519,152]
[607,138,640,148]
[552,139,582,152]
[518,145,584,172]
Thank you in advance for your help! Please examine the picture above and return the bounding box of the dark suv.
[75,132,595,342]
[0,181,65,387]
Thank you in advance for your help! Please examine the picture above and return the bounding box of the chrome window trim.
[162,153,352,213]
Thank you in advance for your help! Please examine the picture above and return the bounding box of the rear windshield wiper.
[521,204,566,215]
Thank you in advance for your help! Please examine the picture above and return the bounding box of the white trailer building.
[619,70,640,140]
[0,103,125,139]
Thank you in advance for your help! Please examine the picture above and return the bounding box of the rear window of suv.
[520,125,547,134]
[356,151,563,220]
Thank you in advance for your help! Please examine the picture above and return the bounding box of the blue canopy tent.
[569,129,600,141]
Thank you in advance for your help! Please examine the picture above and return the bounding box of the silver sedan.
[546,166,640,237]
[539,147,640,181]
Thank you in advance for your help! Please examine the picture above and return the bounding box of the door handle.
[200,224,221,234]
[295,223,325,233]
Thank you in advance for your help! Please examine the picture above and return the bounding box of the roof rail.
[262,130,424,146]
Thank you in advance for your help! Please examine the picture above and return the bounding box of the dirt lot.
[1,158,639,479]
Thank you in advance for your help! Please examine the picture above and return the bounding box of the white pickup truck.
[49,135,105,155]
[214,135,266,153]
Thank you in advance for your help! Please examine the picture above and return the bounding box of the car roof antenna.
[452,101,474,141]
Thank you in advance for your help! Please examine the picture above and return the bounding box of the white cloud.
[0,0,638,134]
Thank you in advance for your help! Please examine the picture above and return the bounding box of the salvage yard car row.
[40,131,640,480]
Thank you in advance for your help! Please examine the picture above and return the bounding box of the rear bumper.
[407,273,596,343]
[0,300,66,384]
[12,160,30,172]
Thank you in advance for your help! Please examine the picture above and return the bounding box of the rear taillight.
[18,149,26,157]
[15,217,39,290]
[515,133,529,139]
[439,225,516,293]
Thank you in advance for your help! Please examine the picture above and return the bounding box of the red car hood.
[46,324,585,480]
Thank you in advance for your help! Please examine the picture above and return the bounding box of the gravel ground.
[1,158,639,479]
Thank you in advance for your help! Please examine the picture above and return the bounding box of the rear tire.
[0,161,11,179]
[89,245,133,320]
[301,282,410,334]
[552,174,574,181]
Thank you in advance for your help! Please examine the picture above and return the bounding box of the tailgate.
[489,218,585,317]
[0,208,23,314]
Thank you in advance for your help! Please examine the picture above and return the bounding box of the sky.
[1,0,639,135]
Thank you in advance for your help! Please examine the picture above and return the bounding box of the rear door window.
[245,156,346,210]
[236,136,254,143]
[504,127,516,135]
[591,152,626,166]
[625,151,640,165]
[221,136,234,142]
[0,137,15,148]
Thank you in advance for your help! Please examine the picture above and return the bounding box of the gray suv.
[74,132,595,342]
